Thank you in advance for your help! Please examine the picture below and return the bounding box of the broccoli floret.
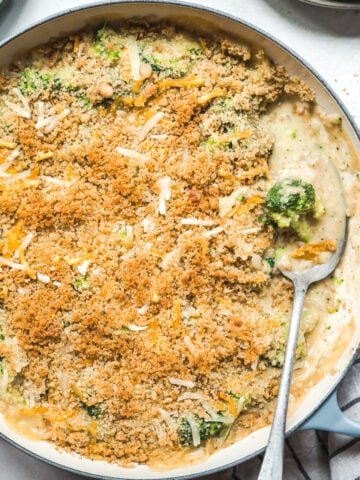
[177,414,227,447]
[264,256,275,269]
[177,418,193,446]
[93,28,120,61]
[199,419,226,440]
[265,178,315,215]
[73,275,89,292]
[289,218,312,242]
[82,403,103,418]
[265,178,321,241]
[19,67,63,95]
[80,398,103,418]
[264,256,276,277]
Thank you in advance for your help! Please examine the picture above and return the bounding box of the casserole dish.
[0,2,360,479]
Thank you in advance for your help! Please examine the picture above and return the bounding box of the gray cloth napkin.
[1,359,360,479]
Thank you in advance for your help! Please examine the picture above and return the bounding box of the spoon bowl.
[257,215,348,479]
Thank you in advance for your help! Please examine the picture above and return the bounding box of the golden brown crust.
[0,20,313,466]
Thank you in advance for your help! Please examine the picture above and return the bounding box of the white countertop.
[0,1,359,479]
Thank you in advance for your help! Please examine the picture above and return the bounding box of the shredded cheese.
[36,107,70,133]
[41,175,71,187]
[15,233,34,258]
[136,112,164,143]
[5,88,31,118]
[153,418,166,441]
[158,77,204,90]
[37,273,51,284]
[127,37,141,81]
[184,335,197,356]
[120,246,136,261]
[185,414,201,447]
[158,176,171,216]
[0,140,17,149]
[0,170,31,183]
[141,217,153,233]
[158,408,176,431]
[169,378,195,388]
[17,287,31,295]
[180,218,215,227]
[35,152,54,162]
[0,257,25,271]
[77,260,90,276]
[127,324,148,332]
[116,146,149,161]
[197,87,225,106]
[137,305,149,315]
[238,227,261,235]
[0,149,20,174]
[204,226,224,238]
[177,392,204,401]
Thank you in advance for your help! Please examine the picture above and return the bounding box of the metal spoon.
[258,217,348,480]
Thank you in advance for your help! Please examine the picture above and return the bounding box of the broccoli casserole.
[0,20,354,468]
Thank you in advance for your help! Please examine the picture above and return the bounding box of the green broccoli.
[19,67,62,95]
[82,402,103,418]
[265,178,324,242]
[73,275,89,292]
[93,28,120,61]
[177,414,227,447]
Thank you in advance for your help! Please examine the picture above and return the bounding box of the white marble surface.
[0,1,359,479]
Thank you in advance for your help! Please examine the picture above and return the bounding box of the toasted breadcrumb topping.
[0,21,316,466]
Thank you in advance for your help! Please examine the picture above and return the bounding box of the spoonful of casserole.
[257,165,348,480]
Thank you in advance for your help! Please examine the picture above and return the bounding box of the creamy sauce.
[3,408,46,441]
[264,101,347,271]
[264,100,359,415]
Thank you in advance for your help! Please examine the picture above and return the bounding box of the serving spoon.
[257,216,348,480]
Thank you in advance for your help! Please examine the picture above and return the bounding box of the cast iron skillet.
[0,2,360,479]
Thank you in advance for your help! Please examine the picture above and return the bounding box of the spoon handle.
[258,277,309,480]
